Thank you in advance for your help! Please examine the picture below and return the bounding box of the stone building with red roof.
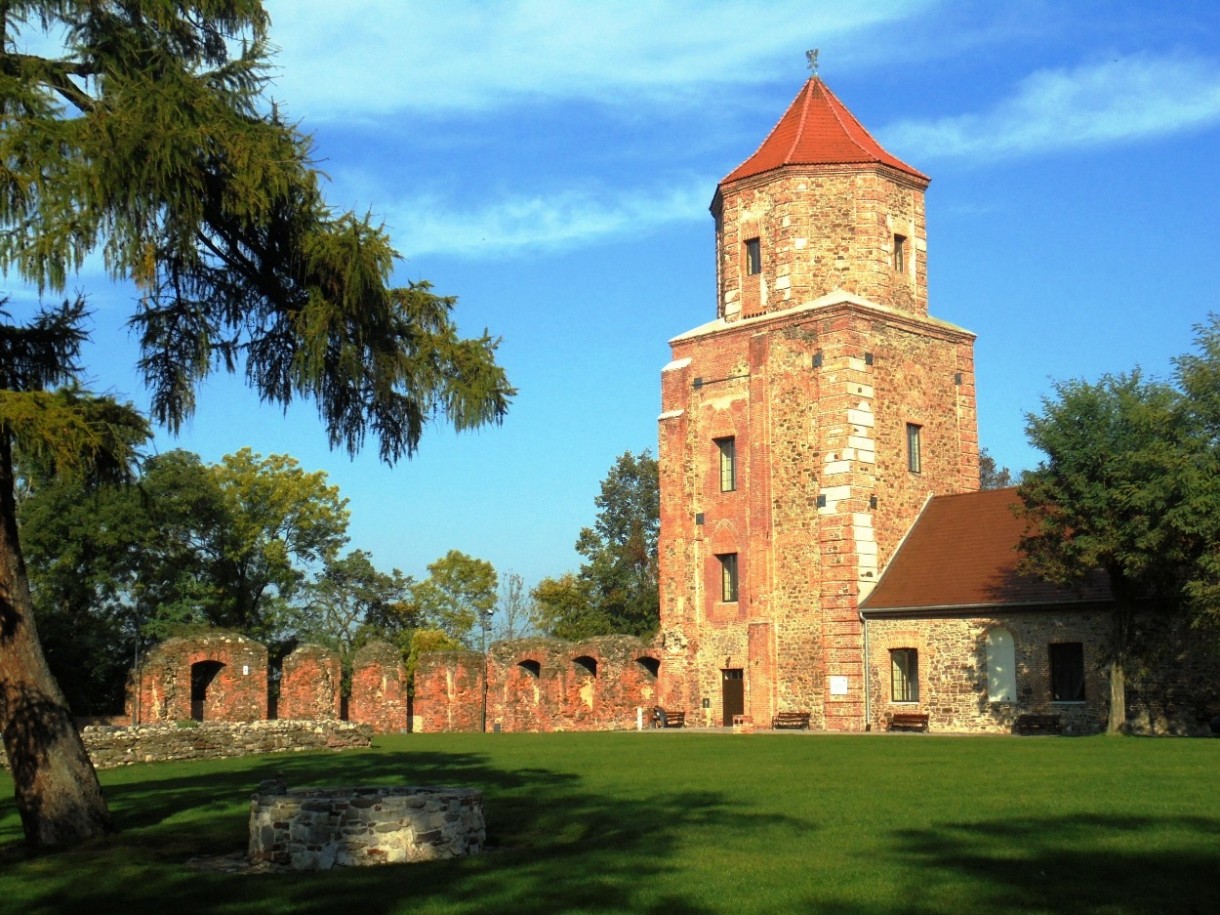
[657,78,1218,735]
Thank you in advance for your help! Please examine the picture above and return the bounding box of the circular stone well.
[249,783,485,870]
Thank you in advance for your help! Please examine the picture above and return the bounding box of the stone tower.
[657,78,979,731]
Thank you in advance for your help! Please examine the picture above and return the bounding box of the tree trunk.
[1107,656,1127,734]
[1107,574,1133,735]
[0,441,114,847]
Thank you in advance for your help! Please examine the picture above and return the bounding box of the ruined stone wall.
[864,610,1220,735]
[249,785,484,869]
[412,650,484,733]
[413,636,661,733]
[128,631,268,724]
[279,644,341,721]
[0,720,372,771]
[348,641,408,734]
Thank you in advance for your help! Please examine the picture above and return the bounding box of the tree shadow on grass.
[872,814,1220,914]
[0,747,808,915]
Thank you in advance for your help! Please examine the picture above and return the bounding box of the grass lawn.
[1,731,1216,914]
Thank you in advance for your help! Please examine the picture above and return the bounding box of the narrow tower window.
[716,436,736,492]
[744,238,761,275]
[717,553,739,602]
[893,233,907,272]
[906,423,922,474]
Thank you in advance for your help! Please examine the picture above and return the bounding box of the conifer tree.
[0,2,511,847]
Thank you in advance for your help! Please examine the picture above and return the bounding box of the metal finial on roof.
[806,48,820,76]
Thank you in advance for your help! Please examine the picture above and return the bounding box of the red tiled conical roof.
[722,77,929,185]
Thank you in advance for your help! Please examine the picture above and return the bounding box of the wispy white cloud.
[263,0,935,118]
[383,179,709,260]
[883,53,1220,160]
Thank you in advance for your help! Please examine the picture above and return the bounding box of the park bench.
[1015,714,1063,735]
[652,707,686,728]
[888,712,930,732]
[772,711,811,730]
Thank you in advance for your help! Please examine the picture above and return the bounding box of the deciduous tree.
[411,550,498,647]
[294,548,416,658]
[532,451,659,639]
[1019,372,1192,733]
[0,2,511,848]
[978,447,1014,490]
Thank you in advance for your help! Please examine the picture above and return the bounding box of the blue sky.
[6,0,1220,590]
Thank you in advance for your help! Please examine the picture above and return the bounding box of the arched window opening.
[517,659,541,678]
[573,656,597,677]
[190,660,225,721]
[636,657,660,678]
[986,628,1017,703]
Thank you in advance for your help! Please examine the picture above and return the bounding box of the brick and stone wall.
[0,720,372,771]
[713,167,929,322]
[658,81,980,734]
[279,643,341,721]
[249,784,484,870]
[128,631,268,724]
[348,640,408,734]
[413,636,661,733]
[864,609,1220,735]
[659,298,977,731]
[413,650,485,733]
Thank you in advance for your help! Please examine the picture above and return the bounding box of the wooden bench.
[888,712,930,732]
[652,707,686,728]
[772,711,811,730]
[1015,714,1062,735]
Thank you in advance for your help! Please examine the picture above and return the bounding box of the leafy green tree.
[17,423,151,714]
[0,313,147,845]
[1167,318,1220,627]
[1019,372,1191,733]
[530,572,605,640]
[978,447,1014,490]
[0,2,511,848]
[411,550,498,647]
[532,451,660,639]
[294,548,416,658]
[404,627,465,686]
[492,570,535,641]
[207,448,349,639]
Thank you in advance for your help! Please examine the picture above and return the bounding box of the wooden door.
[721,668,744,726]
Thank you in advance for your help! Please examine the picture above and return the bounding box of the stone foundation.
[0,720,373,770]
[249,784,485,869]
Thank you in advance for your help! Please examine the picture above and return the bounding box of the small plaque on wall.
[829,676,848,696]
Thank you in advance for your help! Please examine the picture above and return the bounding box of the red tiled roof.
[722,77,929,185]
[861,487,1112,613]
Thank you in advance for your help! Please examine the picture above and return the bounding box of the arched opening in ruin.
[518,659,541,677]
[190,660,226,721]
[573,656,598,677]
[636,657,660,678]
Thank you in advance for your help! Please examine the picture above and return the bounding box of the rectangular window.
[716,436,736,492]
[717,553,739,602]
[890,648,919,703]
[893,233,907,272]
[906,423,922,474]
[1049,642,1085,702]
[745,238,761,275]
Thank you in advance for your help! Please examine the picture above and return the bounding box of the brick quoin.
[658,77,978,731]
